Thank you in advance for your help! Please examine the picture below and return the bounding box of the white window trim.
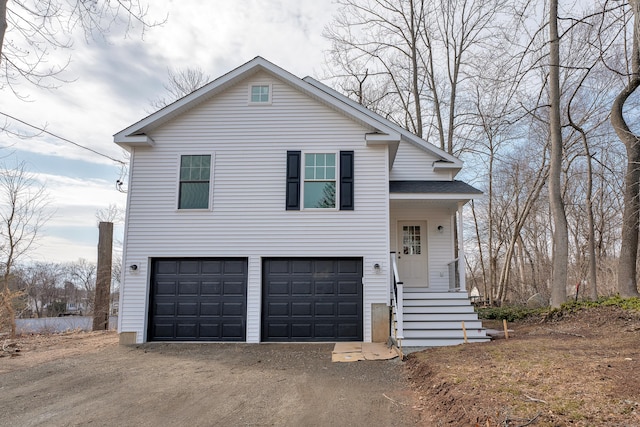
[248,83,272,105]
[175,152,215,212]
[301,150,339,211]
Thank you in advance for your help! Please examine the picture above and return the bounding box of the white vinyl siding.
[120,71,390,343]
[390,141,453,181]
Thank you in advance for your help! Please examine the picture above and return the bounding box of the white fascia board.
[389,193,485,201]
[365,132,401,144]
[114,134,155,148]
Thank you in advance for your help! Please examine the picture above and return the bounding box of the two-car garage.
[147,257,363,342]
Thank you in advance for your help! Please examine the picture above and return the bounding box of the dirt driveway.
[0,333,418,426]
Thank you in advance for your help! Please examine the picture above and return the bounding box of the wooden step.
[403,320,484,330]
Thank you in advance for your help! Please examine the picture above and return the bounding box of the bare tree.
[64,259,97,313]
[324,0,509,154]
[0,1,163,94]
[611,0,640,297]
[149,67,211,110]
[0,162,50,336]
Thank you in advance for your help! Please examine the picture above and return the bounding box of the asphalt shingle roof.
[389,180,483,194]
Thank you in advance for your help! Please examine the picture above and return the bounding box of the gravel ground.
[0,333,420,426]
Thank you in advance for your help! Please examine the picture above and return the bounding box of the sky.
[1,0,340,265]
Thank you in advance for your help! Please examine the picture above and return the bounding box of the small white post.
[458,202,466,292]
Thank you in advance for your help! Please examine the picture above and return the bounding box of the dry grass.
[405,306,640,426]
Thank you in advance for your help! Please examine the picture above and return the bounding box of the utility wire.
[0,110,127,165]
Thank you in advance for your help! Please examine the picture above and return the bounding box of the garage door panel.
[266,323,289,338]
[222,323,245,339]
[338,281,359,295]
[291,302,312,316]
[199,323,220,337]
[148,258,247,341]
[223,260,246,274]
[200,302,220,316]
[201,282,222,295]
[177,302,198,316]
[291,281,312,295]
[338,323,359,338]
[178,281,198,295]
[155,302,175,316]
[201,260,222,274]
[315,302,335,316]
[291,260,312,274]
[262,258,362,342]
[267,302,289,316]
[222,301,244,316]
[338,302,359,316]
[314,324,335,338]
[291,323,312,337]
[155,281,176,295]
[223,281,245,295]
[338,259,360,274]
[155,261,178,275]
[179,261,200,275]
[315,282,336,294]
[268,281,289,295]
[176,323,197,338]
[152,323,174,339]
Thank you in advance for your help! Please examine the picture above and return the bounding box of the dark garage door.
[262,258,363,342]
[148,258,247,341]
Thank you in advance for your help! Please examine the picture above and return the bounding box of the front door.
[397,221,428,287]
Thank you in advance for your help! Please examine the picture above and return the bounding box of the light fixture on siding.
[130,264,138,271]
[437,225,444,233]
[374,263,381,273]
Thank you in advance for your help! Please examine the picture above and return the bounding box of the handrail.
[390,252,404,340]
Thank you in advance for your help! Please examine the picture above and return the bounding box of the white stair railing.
[390,252,404,342]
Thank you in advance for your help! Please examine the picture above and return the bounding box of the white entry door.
[397,221,428,287]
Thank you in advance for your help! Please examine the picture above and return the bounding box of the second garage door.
[262,258,363,342]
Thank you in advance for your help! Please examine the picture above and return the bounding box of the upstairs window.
[304,153,336,209]
[178,155,211,209]
[286,151,354,211]
[249,84,271,104]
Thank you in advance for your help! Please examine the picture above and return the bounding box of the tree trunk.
[611,0,640,298]
[93,222,113,331]
[548,0,568,308]
[0,0,7,63]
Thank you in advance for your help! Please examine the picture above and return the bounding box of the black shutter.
[286,151,301,210]
[340,151,354,210]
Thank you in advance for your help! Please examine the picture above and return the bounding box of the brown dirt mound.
[405,306,640,426]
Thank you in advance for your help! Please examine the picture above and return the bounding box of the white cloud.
[1,0,339,263]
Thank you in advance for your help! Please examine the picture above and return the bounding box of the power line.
[0,110,127,165]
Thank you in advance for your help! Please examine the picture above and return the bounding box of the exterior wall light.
[437,225,444,233]
[130,264,138,271]
[374,263,381,273]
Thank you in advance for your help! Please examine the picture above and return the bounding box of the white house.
[114,57,488,347]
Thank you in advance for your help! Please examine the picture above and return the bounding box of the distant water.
[15,316,118,334]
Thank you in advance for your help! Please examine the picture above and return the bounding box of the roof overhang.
[389,180,483,202]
